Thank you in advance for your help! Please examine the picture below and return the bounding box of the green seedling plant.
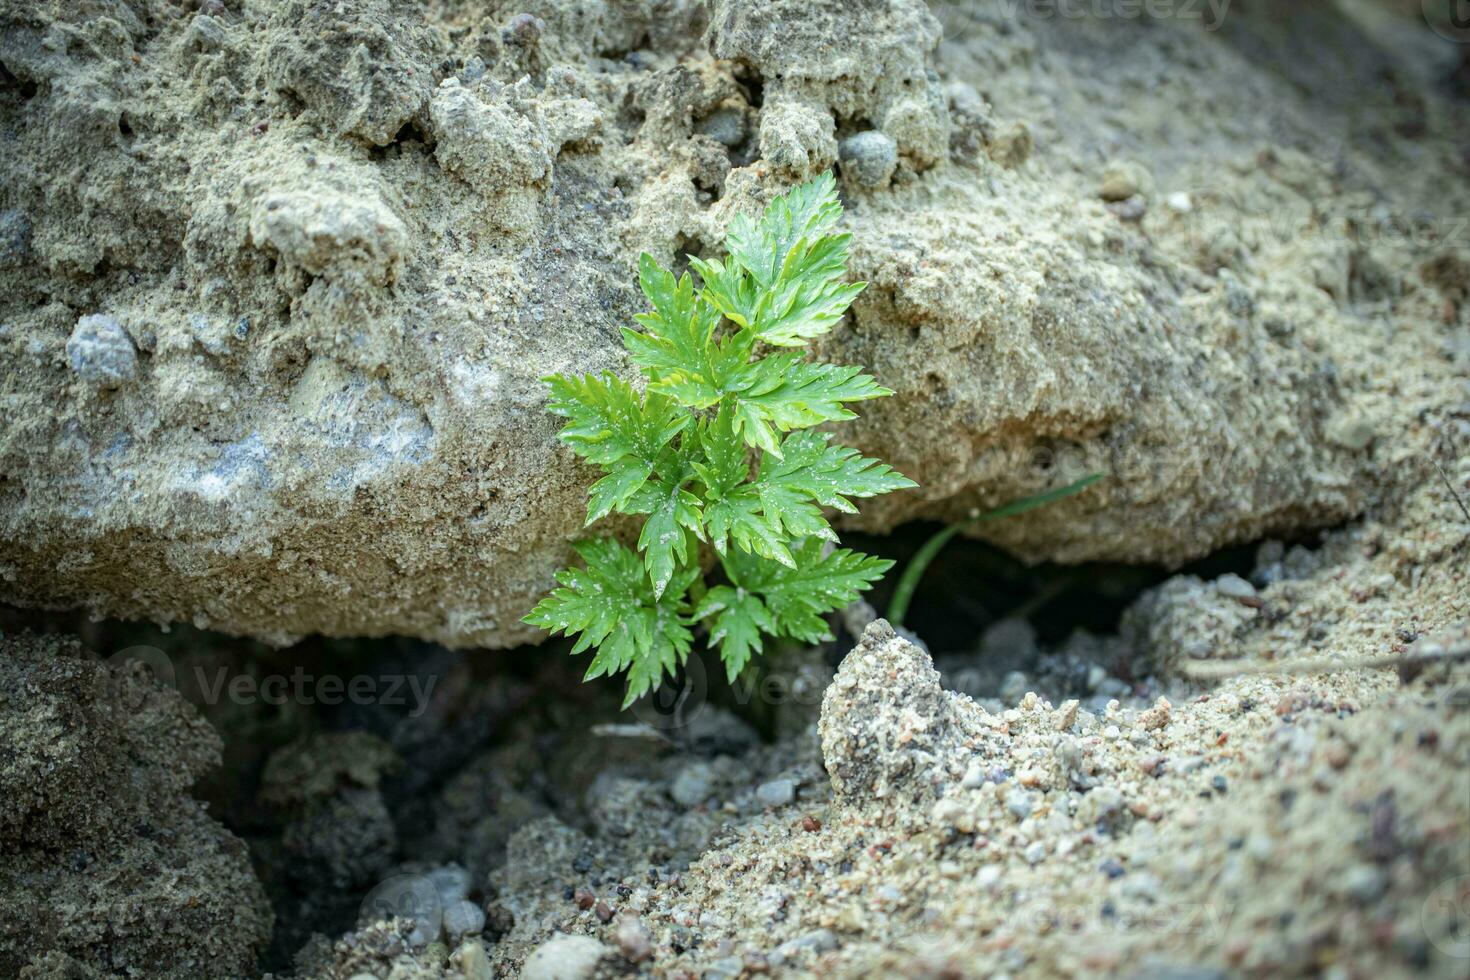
[525,173,916,706]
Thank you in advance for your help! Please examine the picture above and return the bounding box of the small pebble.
[0,208,31,266]
[671,762,715,808]
[1108,195,1147,222]
[502,12,544,46]
[756,778,795,808]
[838,131,898,188]
[774,928,838,962]
[1344,863,1389,903]
[1099,160,1147,201]
[66,314,138,388]
[1215,573,1257,599]
[1006,791,1034,821]
[697,107,746,148]
[615,916,652,963]
[520,935,608,980]
[443,899,485,939]
[428,865,472,903]
[703,956,744,980]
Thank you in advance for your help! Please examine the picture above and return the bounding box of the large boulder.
[1,0,1464,647]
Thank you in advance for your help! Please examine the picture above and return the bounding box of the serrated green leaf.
[688,255,759,331]
[693,405,793,564]
[723,538,892,644]
[754,274,866,348]
[522,537,697,708]
[628,479,704,598]
[524,537,646,659]
[585,457,656,524]
[712,173,865,347]
[544,372,689,469]
[727,172,844,288]
[703,488,795,567]
[693,404,749,493]
[695,584,775,682]
[761,430,918,513]
[723,356,892,453]
[624,254,722,382]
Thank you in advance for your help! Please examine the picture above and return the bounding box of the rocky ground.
[1,0,1468,977]
[3,457,1467,978]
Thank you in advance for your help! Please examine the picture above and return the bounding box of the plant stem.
[886,473,1104,628]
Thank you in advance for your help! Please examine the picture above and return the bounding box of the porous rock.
[0,0,1461,649]
[0,633,271,977]
[820,620,981,803]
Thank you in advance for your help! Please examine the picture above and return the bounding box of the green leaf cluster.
[525,173,916,706]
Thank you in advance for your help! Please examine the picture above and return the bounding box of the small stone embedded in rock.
[1006,791,1034,821]
[0,208,31,266]
[453,939,493,980]
[443,898,486,939]
[932,797,972,832]
[502,12,545,47]
[1326,413,1377,451]
[756,777,796,808]
[614,916,652,963]
[520,934,609,980]
[703,956,744,980]
[773,928,839,964]
[1099,159,1150,202]
[1215,573,1257,600]
[1108,195,1147,222]
[1138,697,1173,731]
[66,314,138,388]
[697,107,747,148]
[838,131,899,187]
